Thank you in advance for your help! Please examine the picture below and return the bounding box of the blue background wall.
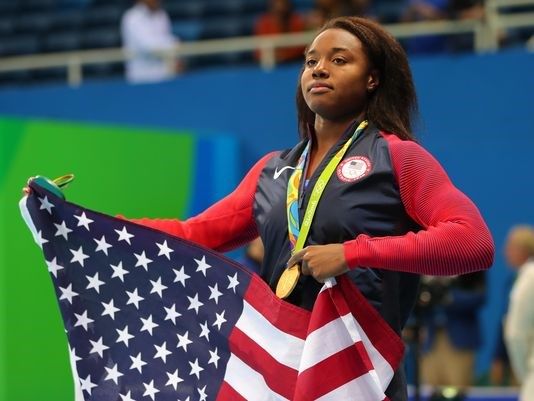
[1,49,533,379]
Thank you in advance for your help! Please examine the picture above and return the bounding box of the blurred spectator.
[254,0,306,64]
[447,0,485,52]
[419,272,486,389]
[490,271,517,386]
[448,0,485,20]
[120,0,180,83]
[504,225,534,401]
[401,0,449,54]
[237,237,264,274]
[305,0,372,30]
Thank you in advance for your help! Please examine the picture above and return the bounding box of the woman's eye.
[305,59,317,67]
[333,58,346,65]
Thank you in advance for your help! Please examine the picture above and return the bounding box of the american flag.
[20,179,404,401]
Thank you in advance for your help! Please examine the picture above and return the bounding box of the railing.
[0,0,532,87]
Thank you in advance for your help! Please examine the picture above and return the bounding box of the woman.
[121,17,494,399]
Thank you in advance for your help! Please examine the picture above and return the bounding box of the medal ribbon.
[286,120,368,254]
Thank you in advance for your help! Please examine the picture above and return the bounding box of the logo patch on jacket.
[336,156,372,182]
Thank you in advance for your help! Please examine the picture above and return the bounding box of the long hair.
[296,16,418,141]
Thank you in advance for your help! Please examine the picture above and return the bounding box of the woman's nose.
[312,61,329,79]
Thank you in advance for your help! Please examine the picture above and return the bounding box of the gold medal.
[276,264,300,299]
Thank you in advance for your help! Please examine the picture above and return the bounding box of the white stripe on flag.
[224,354,291,401]
[298,315,357,372]
[343,314,395,390]
[315,371,387,401]
[19,196,43,249]
[235,301,304,370]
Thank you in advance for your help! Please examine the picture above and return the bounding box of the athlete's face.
[300,28,378,122]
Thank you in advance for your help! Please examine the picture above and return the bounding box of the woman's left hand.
[286,244,349,283]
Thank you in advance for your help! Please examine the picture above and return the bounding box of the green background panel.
[0,117,198,401]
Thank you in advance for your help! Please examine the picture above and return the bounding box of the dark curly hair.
[296,16,418,141]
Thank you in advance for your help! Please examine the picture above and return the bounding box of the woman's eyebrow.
[305,47,350,56]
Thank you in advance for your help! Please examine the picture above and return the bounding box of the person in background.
[254,0,306,64]
[306,0,372,30]
[490,267,517,387]
[120,0,180,83]
[504,225,534,401]
[419,272,486,390]
[238,237,265,274]
[401,0,449,54]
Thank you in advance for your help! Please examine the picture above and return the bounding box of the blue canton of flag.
[20,182,253,401]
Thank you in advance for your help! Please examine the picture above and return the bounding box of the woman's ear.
[367,69,380,92]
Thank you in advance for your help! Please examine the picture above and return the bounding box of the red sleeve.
[125,152,276,252]
[343,135,494,275]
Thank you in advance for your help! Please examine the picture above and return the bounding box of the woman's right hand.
[22,177,35,196]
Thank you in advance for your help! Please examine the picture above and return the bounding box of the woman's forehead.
[307,28,363,53]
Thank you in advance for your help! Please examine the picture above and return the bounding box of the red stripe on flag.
[294,341,375,401]
[228,327,297,399]
[335,276,404,368]
[216,381,248,401]
[304,286,344,335]
[244,275,310,340]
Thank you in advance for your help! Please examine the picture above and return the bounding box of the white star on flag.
[198,385,208,401]
[156,240,173,259]
[176,331,192,352]
[59,283,78,304]
[143,379,159,401]
[173,265,190,286]
[150,277,167,298]
[74,310,94,331]
[38,195,54,214]
[129,352,147,374]
[79,374,97,395]
[199,321,210,341]
[187,293,203,314]
[163,303,181,324]
[46,257,63,278]
[89,336,109,358]
[213,311,227,330]
[195,255,211,276]
[104,363,123,385]
[69,245,89,267]
[227,272,239,292]
[115,226,134,244]
[86,272,105,293]
[36,230,48,247]
[119,390,136,401]
[110,261,129,282]
[125,288,144,309]
[153,341,172,363]
[101,299,120,320]
[134,251,153,271]
[94,235,112,255]
[165,369,183,391]
[188,358,203,380]
[74,211,93,231]
[208,283,223,304]
[140,315,158,335]
[54,220,72,240]
[208,348,220,368]
[116,325,135,347]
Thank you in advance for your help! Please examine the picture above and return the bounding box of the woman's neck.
[305,117,353,178]
[312,115,362,153]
